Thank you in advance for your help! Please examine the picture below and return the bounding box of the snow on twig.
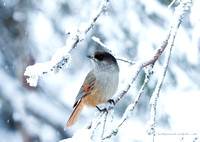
[168,0,178,9]
[146,0,192,140]
[92,36,136,65]
[108,0,191,110]
[119,68,150,127]
[92,36,112,52]
[89,0,191,140]
[103,68,152,140]
[60,111,109,142]
[64,0,192,141]
[24,0,110,87]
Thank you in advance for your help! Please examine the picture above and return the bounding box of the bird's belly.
[82,89,107,107]
[82,82,117,107]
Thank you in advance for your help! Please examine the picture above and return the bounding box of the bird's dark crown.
[93,51,117,63]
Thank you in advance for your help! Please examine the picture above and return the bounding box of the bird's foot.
[96,99,115,113]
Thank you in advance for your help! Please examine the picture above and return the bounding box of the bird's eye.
[96,55,103,60]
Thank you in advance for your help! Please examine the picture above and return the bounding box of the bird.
[64,50,119,129]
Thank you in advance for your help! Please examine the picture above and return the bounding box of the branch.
[168,0,178,9]
[103,68,151,140]
[118,68,151,127]
[24,0,111,87]
[146,0,192,141]
[89,111,107,140]
[109,0,192,110]
[88,0,191,140]
[110,36,168,109]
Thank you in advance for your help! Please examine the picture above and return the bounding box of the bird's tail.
[64,100,84,130]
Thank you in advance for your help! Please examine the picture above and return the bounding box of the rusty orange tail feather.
[64,100,84,130]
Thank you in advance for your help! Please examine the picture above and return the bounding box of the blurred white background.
[0,0,199,141]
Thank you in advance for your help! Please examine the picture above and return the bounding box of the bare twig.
[117,58,136,65]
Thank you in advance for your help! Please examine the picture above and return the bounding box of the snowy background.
[0,0,200,141]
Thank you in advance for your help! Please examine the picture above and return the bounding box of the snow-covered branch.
[146,0,192,141]
[23,0,191,141]
[103,68,152,140]
[118,69,150,127]
[24,0,110,87]
[64,68,152,141]
[109,0,191,110]
[85,0,191,141]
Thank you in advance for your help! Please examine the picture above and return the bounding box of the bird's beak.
[87,55,95,60]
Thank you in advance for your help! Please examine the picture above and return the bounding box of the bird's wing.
[73,70,96,108]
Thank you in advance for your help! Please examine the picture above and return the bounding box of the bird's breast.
[82,70,119,107]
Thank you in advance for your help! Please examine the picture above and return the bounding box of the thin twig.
[118,69,150,127]
[168,0,178,9]
[101,112,108,139]
[116,58,136,65]
[89,112,105,140]
[92,36,112,53]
